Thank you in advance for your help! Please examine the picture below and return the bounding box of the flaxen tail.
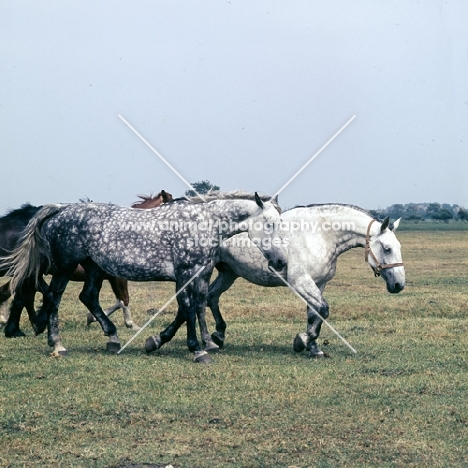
[1,204,63,292]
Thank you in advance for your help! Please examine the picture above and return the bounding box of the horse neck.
[208,199,261,238]
[293,206,376,256]
[324,208,375,256]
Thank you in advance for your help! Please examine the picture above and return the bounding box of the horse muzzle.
[268,258,287,272]
[387,281,405,294]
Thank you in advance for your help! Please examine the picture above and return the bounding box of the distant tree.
[185,180,220,197]
[388,204,405,219]
[406,214,422,223]
[432,209,453,222]
[426,203,441,216]
[457,208,468,222]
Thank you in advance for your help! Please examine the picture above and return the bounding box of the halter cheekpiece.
[365,219,404,277]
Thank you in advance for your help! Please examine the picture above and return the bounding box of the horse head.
[132,190,173,209]
[365,217,405,293]
[247,193,287,272]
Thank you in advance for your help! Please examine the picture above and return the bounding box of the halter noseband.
[365,219,404,277]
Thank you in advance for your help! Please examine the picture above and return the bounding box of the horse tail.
[3,204,63,292]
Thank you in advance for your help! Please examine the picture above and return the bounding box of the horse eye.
[383,246,392,253]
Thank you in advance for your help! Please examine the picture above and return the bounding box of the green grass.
[0,231,467,467]
[398,219,468,231]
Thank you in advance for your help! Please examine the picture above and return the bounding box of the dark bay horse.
[2,192,287,362]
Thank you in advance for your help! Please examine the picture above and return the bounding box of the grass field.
[0,227,467,467]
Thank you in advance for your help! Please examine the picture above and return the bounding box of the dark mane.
[2,203,42,220]
[286,203,377,219]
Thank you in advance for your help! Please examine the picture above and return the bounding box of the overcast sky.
[1,0,467,214]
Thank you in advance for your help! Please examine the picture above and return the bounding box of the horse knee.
[79,289,97,309]
[320,302,329,319]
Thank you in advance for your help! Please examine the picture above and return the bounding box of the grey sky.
[1,0,467,213]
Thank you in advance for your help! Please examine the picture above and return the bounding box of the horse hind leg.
[79,260,120,353]
[4,279,39,338]
[0,299,8,327]
[44,272,73,355]
[206,264,239,348]
[4,292,26,338]
[87,277,140,330]
[0,281,12,328]
[107,277,140,330]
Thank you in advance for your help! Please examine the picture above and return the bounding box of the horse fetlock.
[204,339,220,353]
[211,331,225,348]
[126,321,141,331]
[5,327,26,338]
[86,312,97,325]
[308,341,324,358]
[51,343,68,357]
[193,350,214,364]
[145,335,162,353]
[293,332,308,352]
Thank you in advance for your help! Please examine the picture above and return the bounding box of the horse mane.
[2,203,41,220]
[286,203,377,220]
[169,191,281,212]
[133,193,156,205]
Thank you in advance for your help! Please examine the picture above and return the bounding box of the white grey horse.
[203,204,405,358]
[2,192,287,363]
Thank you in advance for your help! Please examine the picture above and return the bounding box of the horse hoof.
[5,329,26,338]
[50,350,68,357]
[86,312,96,325]
[309,352,325,359]
[211,333,225,349]
[34,321,47,335]
[106,342,121,354]
[145,335,162,353]
[194,351,214,364]
[127,323,141,331]
[293,333,308,352]
[204,341,220,353]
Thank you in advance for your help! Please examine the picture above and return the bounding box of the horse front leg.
[145,307,186,353]
[288,276,329,358]
[294,300,329,358]
[145,274,213,364]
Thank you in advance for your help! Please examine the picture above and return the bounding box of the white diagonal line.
[118,114,206,201]
[117,265,207,354]
[271,115,356,199]
[268,266,357,354]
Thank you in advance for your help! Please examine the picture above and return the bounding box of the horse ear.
[254,192,264,209]
[380,216,390,232]
[270,194,279,205]
[391,218,401,231]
